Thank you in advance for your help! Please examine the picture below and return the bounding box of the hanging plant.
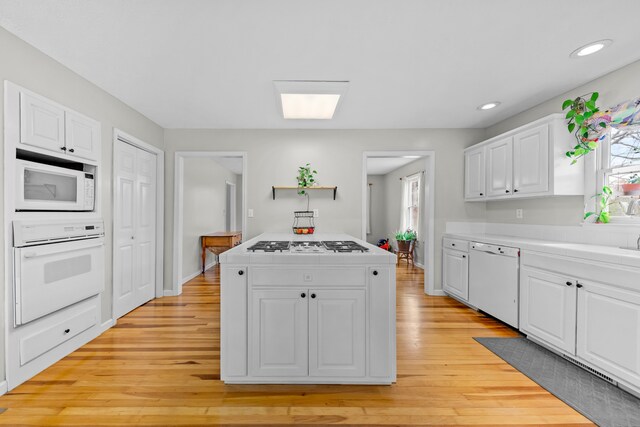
[584,185,613,224]
[562,92,608,164]
[296,163,317,195]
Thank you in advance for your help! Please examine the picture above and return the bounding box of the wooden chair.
[396,239,415,267]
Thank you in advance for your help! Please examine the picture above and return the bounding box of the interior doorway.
[362,151,436,295]
[173,151,247,294]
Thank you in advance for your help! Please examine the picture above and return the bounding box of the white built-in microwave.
[16,160,95,211]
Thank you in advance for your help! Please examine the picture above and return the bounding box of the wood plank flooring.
[0,266,593,426]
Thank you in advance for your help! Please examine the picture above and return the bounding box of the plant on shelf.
[584,185,613,224]
[296,163,317,195]
[622,173,640,195]
[562,92,608,164]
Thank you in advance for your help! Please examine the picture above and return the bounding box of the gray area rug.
[475,337,640,427]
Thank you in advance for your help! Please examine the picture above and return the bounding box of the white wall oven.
[15,159,95,211]
[13,220,105,325]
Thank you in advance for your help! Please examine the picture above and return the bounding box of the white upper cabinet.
[464,114,583,201]
[486,137,513,197]
[20,92,65,153]
[65,111,100,162]
[513,124,549,195]
[19,89,100,163]
[464,146,485,199]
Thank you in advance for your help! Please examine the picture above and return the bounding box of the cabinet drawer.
[251,267,366,287]
[443,238,469,252]
[20,303,98,366]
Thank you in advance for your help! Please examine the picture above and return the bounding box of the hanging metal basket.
[292,211,315,234]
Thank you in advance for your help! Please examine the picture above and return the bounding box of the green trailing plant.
[296,163,317,195]
[562,92,608,164]
[584,185,613,224]
[395,229,417,241]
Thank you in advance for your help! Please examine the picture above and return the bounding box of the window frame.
[403,173,421,232]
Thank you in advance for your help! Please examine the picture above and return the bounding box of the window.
[598,125,640,221]
[403,174,421,232]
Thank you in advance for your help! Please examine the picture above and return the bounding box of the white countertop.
[219,232,397,265]
[444,232,640,268]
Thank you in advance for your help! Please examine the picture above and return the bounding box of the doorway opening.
[362,151,436,295]
[173,152,247,294]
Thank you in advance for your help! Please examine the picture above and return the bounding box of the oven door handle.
[20,241,104,259]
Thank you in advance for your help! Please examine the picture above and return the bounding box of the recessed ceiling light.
[570,39,612,58]
[477,102,500,111]
[274,80,348,120]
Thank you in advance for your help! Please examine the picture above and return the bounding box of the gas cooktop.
[247,240,369,253]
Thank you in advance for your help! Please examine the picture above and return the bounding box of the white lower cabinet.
[577,280,640,386]
[442,248,469,301]
[520,267,576,354]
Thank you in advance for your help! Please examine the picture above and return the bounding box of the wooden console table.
[201,231,242,273]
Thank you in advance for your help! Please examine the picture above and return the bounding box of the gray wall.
[181,158,239,279]
[0,27,164,380]
[163,129,487,293]
[483,59,640,225]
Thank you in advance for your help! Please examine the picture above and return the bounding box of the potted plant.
[395,229,417,251]
[584,186,613,224]
[562,92,608,164]
[622,174,640,195]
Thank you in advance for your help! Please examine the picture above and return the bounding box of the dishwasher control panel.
[470,242,520,257]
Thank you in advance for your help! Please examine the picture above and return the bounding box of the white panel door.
[65,111,100,161]
[114,140,157,319]
[442,249,469,301]
[251,289,308,377]
[520,267,576,354]
[20,92,65,153]
[486,137,513,197]
[464,147,485,199]
[513,124,549,195]
[577,280,640,386]
[309,289,365,377]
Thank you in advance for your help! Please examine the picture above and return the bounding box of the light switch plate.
[313,209,319,218]
[248,209,254,218]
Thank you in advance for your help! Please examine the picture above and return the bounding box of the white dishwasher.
[469,242,520,328]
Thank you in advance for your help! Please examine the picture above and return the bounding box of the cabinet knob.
[238,270,244,276]
[479,193,484,196]
[300,293,306,298]
[60,146,67,151]
[462,255,466,258]
[64,328,70,334]
[68,148,75,153]
[451,243,455,247]
[514,189,519,193]
[311,293,316,299]
[373,270,378,276]
[576,283,583,289]
[565,281,573,286]
[505,190,510,193]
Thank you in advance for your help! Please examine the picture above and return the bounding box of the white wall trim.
[163,289,180,297]
[0,380,7,396]
[99,318,115,334]
[112,129,165,322]
[181,260,217,285]
[173,151,248,294]
[362,151,436,295]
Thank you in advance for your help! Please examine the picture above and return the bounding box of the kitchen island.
[219,233,397,384]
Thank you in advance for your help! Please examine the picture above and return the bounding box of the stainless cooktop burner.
[246,241,291,252]
[247,240,370,253]
[321,241,369,253]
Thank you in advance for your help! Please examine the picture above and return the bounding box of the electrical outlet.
[313,209,319,218]
[248,209,254,218]
[516,209,523,219]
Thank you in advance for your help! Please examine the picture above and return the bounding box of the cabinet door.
[520,267,576,354]
[251,289,308,377]
[65,111,100,161]
[513,124,549,195]
[20,92,65,153]
[220,267,248,378]
[577,281,640,386]
[486,137,513,197]
[309,289,365,377]
[442,249,468,301]
[464,147,486,199]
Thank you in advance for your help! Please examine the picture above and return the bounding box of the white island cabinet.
[219,233,397,384]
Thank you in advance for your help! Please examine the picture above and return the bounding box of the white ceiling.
[2,1,640,129]
[367,157,421,175]
[212,157,243,175]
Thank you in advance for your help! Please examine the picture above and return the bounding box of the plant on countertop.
[395,229,417,241]
[562,92,608,164]
[296,163,317,195]
[584,185,613,224]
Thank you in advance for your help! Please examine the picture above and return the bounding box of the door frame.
[173,151,248,295]
[225,180,237,231]
[112,129,165,321]
[362,151,436,295]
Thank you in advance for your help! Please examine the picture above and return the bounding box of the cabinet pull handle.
[68,148,75,153]
[311,293,316,299]
[373,270,378,276]
[565,281,573,286]
[64,329,70,334]
[300,293,306,298]
[238,270,244,276]
[576,283,583,289]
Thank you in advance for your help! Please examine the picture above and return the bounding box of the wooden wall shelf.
[272,186,337,200]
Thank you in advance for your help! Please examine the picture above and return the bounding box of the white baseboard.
[0,380,7,396]
[414,262,425,269]
[163,288,181,297]
[426,289,447,296]
[99,318,115,334]
[181,261,217,285]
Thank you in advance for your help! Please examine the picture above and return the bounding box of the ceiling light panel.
[274,80,349,120]
[570,39,613,58]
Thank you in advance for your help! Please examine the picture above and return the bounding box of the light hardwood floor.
[0,266,592,426]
